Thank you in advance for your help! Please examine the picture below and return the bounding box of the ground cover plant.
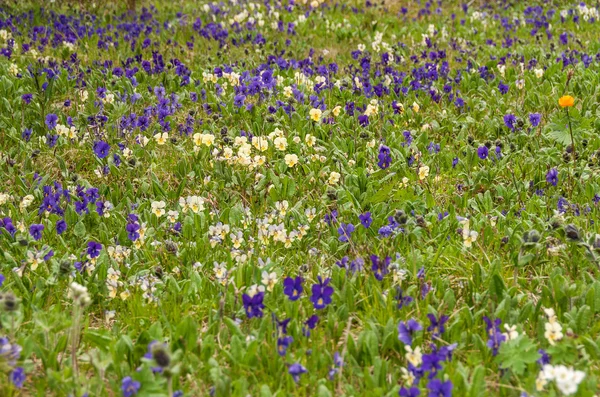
[0,0,600,395]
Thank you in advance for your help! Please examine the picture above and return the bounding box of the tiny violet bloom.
[427,379,452,397]
[359,212,372,228]
[378,145,392,169]
[277,336,293,356]
[398,319,423,345]
[93,140,111,159]
[337,222,355,242]
[529,113,541,127]
[87,241,103,258]
[288,363,307,383]
[310,276,333,310]
[503,114,516,130]
[29,224,44,241]
[427,313,449,336]
[399,386,420,397]
[242,292,265,318]
[477,145,488,160]
[45,113,58,130]
[283,276,303,301]
[546,168,558,186]
[10,367,25,388]
[121,376,141,397]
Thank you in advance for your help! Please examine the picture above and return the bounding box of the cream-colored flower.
[261,271,278,292]
[151,201,166,217]
[309,108,322,122]
[154,132,168,145]
[405,345,422,367]
[418,165,429,180]
[328,171,341,185]
[285,154,298,167]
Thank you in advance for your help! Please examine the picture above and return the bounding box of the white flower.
[154,132,168,145]
[151,201,166,217]
[309,108,322,122]
[502,324,518,341]
[328,171,341,185]
[404,345,422,367]
[261,271,278,292]
[418,165,429,180]
[534,68,544,78]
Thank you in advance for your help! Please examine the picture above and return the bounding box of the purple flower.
[86,241,102,258]
[498,81,509,95]
[56,219,67,235]
[242,292,265,318]
[503,114,516,130]
[277,336,293,356]
[337,223,355,242]
[477,146,488,160]
[427,379,452,397]
[45,113,58,130]
[529,113,541,127]
[483,316,506,356]
[546,168,558,186]
[370,255,390,281]
[233,94,246,108]
[303,314,319,336]
[22,128,32,142]
[398,319,422,345]
[93,140,110,159]
[10,367,25,388]
[359,212,372,228]
[21,94,32,104]
[0,274,4,287]
[310,276,333,310]
[121,376,141,397]
[126,221,140,241]
[427,313,449,336]
[288,363,307,383]
[395,288,413,309]
[283,276,303,301]
[400,386,420,397]
[358,114,369,127]
[29,224,44,241]
[378,145,392,169]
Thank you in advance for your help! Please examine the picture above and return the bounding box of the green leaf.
[495,336,540,375]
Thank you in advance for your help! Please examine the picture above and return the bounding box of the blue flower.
[121,376,141,397]
[288,363,307,383]
[10,367,25,388]
[93,140,111,159]
[29,224,44,241]
[529,113,541,127]
[370,255,390,281]
[503,114,516,130]
[427,379,452,397]
[427,313,449,336]
[242,292,265,319]
[283,276,303,301]
[399,386,420,397]
[378,145,392,169]
[398,319,422,345]
[359,212,372,228]
[56,219,67,235]
[86,241,103,258]
[337,223,355,242]
[45,113,58,130]
[546,168,558,186]
[310,276,333,310]
[477,145,488,160]
[277,336,293,356]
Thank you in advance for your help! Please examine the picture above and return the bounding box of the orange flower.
[558,95,574,108]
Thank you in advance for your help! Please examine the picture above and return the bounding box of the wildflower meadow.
[1,0,600,395]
